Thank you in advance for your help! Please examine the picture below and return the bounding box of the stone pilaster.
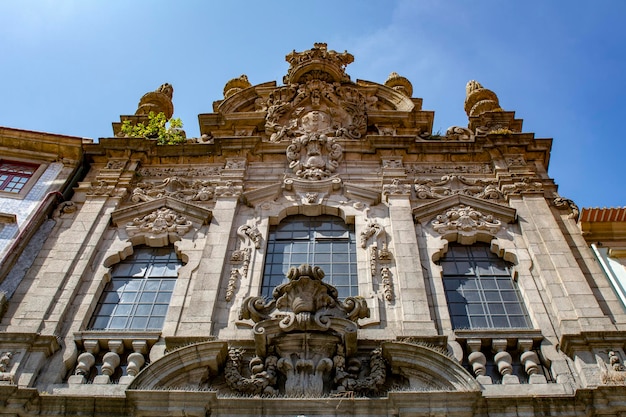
[386,194,436,334]
[509,195,615,335]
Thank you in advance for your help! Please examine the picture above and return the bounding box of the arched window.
[262,215,358,299]
[88,246,183,331]
[440,243,530,329]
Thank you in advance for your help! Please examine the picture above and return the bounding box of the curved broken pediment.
[200,44,433,141]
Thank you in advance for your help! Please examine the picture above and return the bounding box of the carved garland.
[360,219,394,301]
[226,223,262,302]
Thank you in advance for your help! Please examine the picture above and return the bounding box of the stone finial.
[135,83,175,119]
[223,74,252,99]
[385,72,413,97]
[283,43,354,84]
[464,80,501,117]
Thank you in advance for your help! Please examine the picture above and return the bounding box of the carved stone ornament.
[382,178,412,196]
[235,264,380,396]
[215,180,243,197]
[105,159,126,170]
[360,219,384,248]
[445,126,474,141]
[238,224,262,249]
[87,180,116,197]
[0,351,16,382]
[126,207,192,237]
[265,44,367,144]
[135,82,174,120]
[138,166,222,178]
[131,177,215,203]
[432,205,502,237]
[225,269,240,303]
[286,122,344,180]
[408,163,492,175]
[553,196,580,220]
[500,177,544,197]
[414,175,503,200]
[225,223,260,302]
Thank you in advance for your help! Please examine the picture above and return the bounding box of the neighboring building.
[1,43,626,416]
[0,127,85,313]
[579,207,626,309]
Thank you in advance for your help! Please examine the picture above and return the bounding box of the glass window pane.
[152,304,169,316]
[470,316,488,328]
[156,292,173,303]
[135,304,152,316]
[109,317,128,329]
[147,317,165,329]
[440,243,529,330]
[262,215,358,298]
[492,316,510,328]
[140,292,157,303]
[131,317,148,329]
[114,304,132,316]
[144,280,161,291]
[89,246,181,331]
[91,316,111,329]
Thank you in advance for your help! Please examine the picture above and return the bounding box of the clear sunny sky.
[1,1,624,209]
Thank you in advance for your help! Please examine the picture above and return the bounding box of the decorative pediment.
[413,195,516,244]
[111,197,212,246]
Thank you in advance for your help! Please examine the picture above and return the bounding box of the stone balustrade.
[457,331,548,385]
[70,333,158,385]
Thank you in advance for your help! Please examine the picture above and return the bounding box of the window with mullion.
[262,215,357,299]
[441,243,530,330]
[89,246,181,331]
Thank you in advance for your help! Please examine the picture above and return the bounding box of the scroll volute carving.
[234,264,379,397]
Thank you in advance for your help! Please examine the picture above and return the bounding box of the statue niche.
[231,264,385,397]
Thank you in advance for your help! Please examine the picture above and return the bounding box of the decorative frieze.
[131,177,215,203]
[138,166,222,178]
[407,164,493,175]
[414,175,503,200]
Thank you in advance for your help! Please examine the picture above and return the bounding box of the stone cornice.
[560,331,626,357]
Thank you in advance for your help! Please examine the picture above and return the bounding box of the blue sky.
[1,1,624,209]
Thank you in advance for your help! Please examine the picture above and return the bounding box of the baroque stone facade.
[0,43,625,416]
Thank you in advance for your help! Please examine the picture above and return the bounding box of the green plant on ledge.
[120,111,186,145]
